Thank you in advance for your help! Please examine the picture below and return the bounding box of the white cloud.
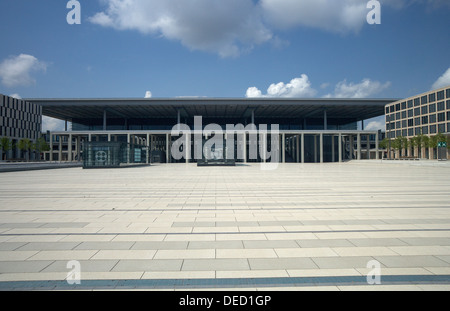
[328,79,391,98]
[260,0,368,34]
[89,0,273,58]
[246,75,317,98]
[42,116,65,132]
[364,116,386,131]
[0,54,47,87]
[145,91,152,98]
[9,94,22,99]
[431,67,450,90]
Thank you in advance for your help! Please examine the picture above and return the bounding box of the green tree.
[17,138,33,161]
[34,137,50,160]
[0,137,12,161]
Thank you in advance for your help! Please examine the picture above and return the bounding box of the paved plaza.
[0,161,450,291]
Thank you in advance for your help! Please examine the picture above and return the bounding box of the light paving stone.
[154,249,215,259]
[0,242,28,251]
[348,238,408,247]
[164,234,215,242]
[0,251,39,261]
[91,250,157,260]
[17,242,81,251]
[216,249,278,259]
[332,247,399,257]
[311,256,376,269]
[182,259,250,271]
[27,250,98,261]
[389,246,450,256]
[0,273,68,282]
[248,258,318,270]
[243,240,298,249]
[216,233,267,241]
[142,271,215,279]
[42,260,119,273]
[132,241,189,250]
[275,248,338,258]
[112,259,183,272]
[0,261,54,273]
[187,241,243,249]
[374,255,450,268]
[216,270,289,279]
[296,239,354,248]
[74,241,134,250]
[287,268,362,277]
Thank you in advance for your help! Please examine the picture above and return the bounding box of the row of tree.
[379,133,450,154]
[0,137,50,161]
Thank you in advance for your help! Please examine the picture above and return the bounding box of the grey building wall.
[0,94,42,159]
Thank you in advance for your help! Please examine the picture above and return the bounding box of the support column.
[127,134,131,164]
[301,133,305,164]
[186,133,190,164]
[314,135,318,163]
[282,133,285,163]
[103,110,107,131]
[58,137,62,162]
[76,136,81,161]
[49,133,53,161]
[320,133,324,163]
[376,132,379,160]
[88,134,92,142]
[367,134,371,160]
[146,133,150,164]
[166,134,170,163]
[68,134,73,162]
[324,110,328,130]
[357,133,361,160]
[331,135,335,162]
[243,133,247,163]
[350,135,354,160]
[296,135,300,163]
[338,133,343,163]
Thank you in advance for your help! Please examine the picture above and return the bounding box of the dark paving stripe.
[0,275,449,290]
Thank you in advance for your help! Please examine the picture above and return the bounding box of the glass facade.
[83,141,147,168]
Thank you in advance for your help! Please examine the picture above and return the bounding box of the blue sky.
[0,0,449,131]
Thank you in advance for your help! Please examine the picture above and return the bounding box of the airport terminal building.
[25,97,394,166]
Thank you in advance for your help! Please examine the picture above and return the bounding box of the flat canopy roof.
[26,98,396,122]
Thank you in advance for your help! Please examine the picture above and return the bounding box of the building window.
[408,109,413,118]
[415,117,421,126]
[429,103,436,113]
[437,90,445,101]
[430,125,436,134]
[414,108,421,116]
[421,106,428,114]
[401,102,406,110]
[401,111,407,119]
[415,127,421,135]
[446,89,450,98]
[396,103,401,111]
[429,114,436,123]
[448,123,450,132]
[422,116,428,124]
[414,98,420,106]
[438,123,445,133]
[438,112,445,122]
[408,119,413,127]
[390,105,395,113]
[396,121,401,129]
[385,107,389,114]
[407,100,413,108]
[438,101,445,111]
[402,120,407,128]
[429,93,436,103]
[447,100,450,109]
[396,130,401,137]
[421,96,428,104]
[408,128,414,137]
[422,126,429,134]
